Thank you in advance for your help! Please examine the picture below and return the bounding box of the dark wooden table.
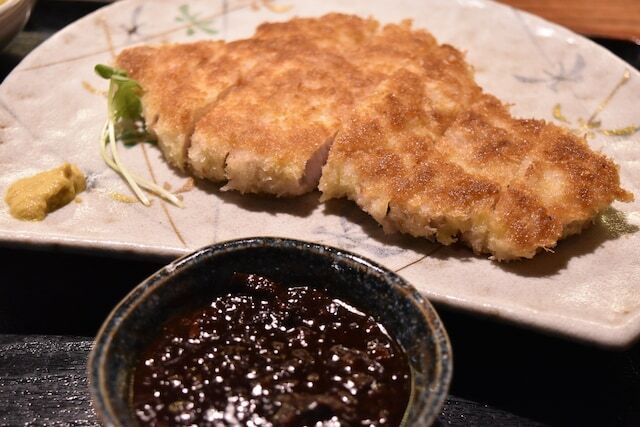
[498,0,640,41]
[1,1,640,426]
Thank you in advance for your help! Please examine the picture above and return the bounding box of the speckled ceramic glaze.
[88,238,452,426]
[1,0,639,347]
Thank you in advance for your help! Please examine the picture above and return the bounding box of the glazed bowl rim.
[88,237,452,426]
[0,0,30,16]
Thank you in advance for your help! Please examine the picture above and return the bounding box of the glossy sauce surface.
[132,274,411,426]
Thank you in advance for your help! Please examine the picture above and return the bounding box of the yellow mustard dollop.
[5,163,86,221]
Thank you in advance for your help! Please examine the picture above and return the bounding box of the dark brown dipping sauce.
[133,274,411,426]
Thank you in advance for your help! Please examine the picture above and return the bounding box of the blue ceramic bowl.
[88,238,452,426]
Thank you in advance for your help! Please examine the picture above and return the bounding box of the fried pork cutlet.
[188,46,370,195]
[188,17,480,195]
[319,72,633,260]
[115,13,632,260]
[116,41,232,170]
[116,37,303,170]
[116,14,380,193]
[253,12,379,48]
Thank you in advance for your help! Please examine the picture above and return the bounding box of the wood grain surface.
[0,335,96,426]
[0,334,542,426]
[499,0,640,40]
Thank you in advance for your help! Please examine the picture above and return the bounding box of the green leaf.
[116,119,156,146]
[178,4,190,16]
[95,63,151,147]
[95,64,127,80]
[112,79,143,121]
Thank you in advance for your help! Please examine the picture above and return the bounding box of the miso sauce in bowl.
[89,238,452,426]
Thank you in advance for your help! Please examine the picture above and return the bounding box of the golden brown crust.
[254,13,379,48]
[320,73,632,259]
[116,41,235,169]
[189,41,369,195]
[439,94,633,220]
[185,14,383,195]
[116,13,632,259]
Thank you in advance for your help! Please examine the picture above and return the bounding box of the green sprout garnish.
[95,64,183,208]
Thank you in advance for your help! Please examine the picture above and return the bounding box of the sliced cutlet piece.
[436,94,633,258]
[117,13,381,190]
[116,41,233,170]
[187,16,476,196]
[346,20,482,133]
[188,41,371,195]
[319,30,483,214]
[115,38,285,171]
[253,13,379,49]
[320,69,487,235]
[186,14,383,196]
[320,69,633,260]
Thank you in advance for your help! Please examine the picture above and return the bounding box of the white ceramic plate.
[1,0,639,347]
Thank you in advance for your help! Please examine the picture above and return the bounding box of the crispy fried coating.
[116,37,311,170]
[188,44,370,195]
[254,13,379,48]
[116,41,233,170]
[116,13,632,259]
[116,14,380,192]
[319,71,633,260]
[192,14,382,195]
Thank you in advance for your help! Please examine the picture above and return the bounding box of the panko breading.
[116,35,320,170]
[116,41,232,170]
[189,17,480,195]
[319,72,633,260]
[188,45,369,195]
[117,14,380,193]
[436,95,633,257]
[115,13,632,260]
[188,15,382,195]
[254,13,379,48]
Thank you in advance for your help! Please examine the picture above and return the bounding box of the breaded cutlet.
[436,95,633,257]
[116,14,380,190]
[187,18,476,195]
[116,37,308,170]
[319,72,633,260]
[116,41,232,170]
[253,13,379,48]
[188,44,370,195]
[115,13,632,260]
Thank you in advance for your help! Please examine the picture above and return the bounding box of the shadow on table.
[399,207,638,277]
[320,199,437,258]
[198,179,638,279]
[498,207,638,277]
[211,186,322,218]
